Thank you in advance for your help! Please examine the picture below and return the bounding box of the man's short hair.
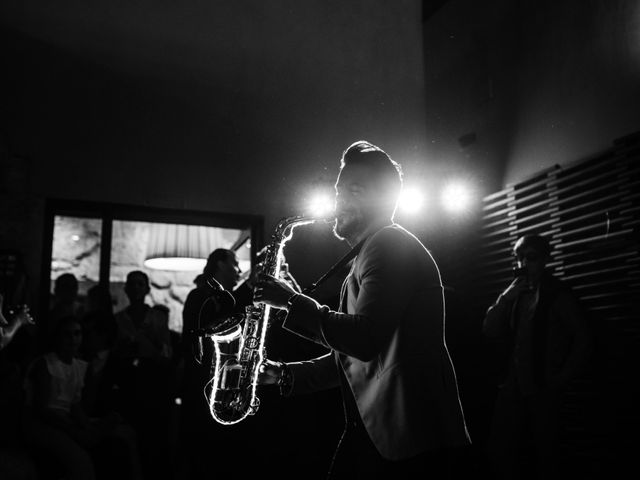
[54,273,78,297]
[203,249,234,278]
[513,234,552,257]
[126,270,149,287]
[340,140,403,214]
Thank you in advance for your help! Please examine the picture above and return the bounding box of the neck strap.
[302,237,366,295]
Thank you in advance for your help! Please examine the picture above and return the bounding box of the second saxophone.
[205,215,315,425]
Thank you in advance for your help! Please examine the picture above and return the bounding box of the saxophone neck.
[274,215,317,234]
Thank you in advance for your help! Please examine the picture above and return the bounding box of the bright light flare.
[441,182,474,214]
[397,187,425,215]
[308,192,335,219]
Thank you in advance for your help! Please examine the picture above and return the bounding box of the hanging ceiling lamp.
[143,223,237,271]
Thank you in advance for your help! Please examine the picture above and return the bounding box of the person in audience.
[0,294,37,480]
[81,307,118,417]
[482,234,593,480]
[113,270,173,480]
[113,271,172,362]
[45,273,85,354]
[85,283,115,317]
[22,315,143,480]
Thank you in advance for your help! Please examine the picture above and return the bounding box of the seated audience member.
[81,309,118,418]
[22,315,143,480]
[45,273,84,352]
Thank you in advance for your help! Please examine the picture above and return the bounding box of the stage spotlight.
[397,187,425,214]
[308,192,335,219]
[441,182,473,214]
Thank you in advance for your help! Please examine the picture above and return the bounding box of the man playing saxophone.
[254,140,471,479]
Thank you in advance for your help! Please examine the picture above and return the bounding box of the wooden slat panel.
[549,157,621,185]
[481,225,517,238]
[551,216,632,239]
[550,183,629,208]
[507,196,554,213]
[482,216,513,230]
[507,207,559,225]
[549,166,626,193]
[483,187,514,203]
[549,194,630,217]
[551,204,632,227]
[482,205,515,220]
[551,229,633,249]
[554,252,639,271]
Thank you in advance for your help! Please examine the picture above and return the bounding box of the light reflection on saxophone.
[204,215,316,425]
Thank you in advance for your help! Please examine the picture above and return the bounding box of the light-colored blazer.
[283,223,471,460]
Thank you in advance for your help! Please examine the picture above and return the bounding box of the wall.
[422,0,640,190]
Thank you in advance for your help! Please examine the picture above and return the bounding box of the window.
[44,200,262,333]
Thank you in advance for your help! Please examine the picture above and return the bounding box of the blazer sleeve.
[283,229,422,362]
[287,353,340,395]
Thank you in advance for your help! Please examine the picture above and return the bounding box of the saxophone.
[206,215,316,425]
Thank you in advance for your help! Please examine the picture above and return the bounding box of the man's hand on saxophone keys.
[253,273,298,310]
[258,359,294,395]
[258,359,283,385]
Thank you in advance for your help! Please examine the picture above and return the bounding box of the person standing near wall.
[482,234,593,480]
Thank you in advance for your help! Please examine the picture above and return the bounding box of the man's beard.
[333,210,365,242]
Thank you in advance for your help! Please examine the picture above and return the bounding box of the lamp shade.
[143,223,235,271]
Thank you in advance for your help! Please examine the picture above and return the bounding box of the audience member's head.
[513,234,552,282]
[124,270,150,305]
[52,315,83,361]
[53,273,79,304]
[86,283,114,315]
[199,248,241,291]
[81,310,117,358]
